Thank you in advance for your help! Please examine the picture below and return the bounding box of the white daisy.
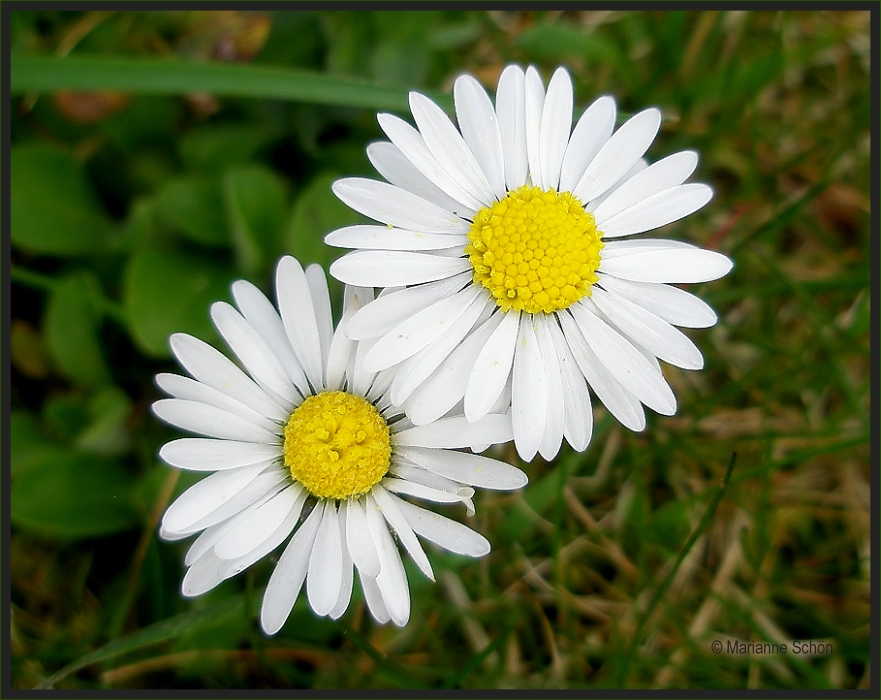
[326,64,733,461]
[153,256,526,632]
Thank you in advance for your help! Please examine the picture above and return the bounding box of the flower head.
[326,64,733,461]
[153,256,526,632]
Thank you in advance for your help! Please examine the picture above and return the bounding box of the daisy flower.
[326,64,733,461]
[152,256,526,632]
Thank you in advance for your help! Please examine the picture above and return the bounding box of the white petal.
[176,469,289,536]
[559,95,616,193]
[598,183,713,238]
[305,263,333,378]
[405,312,502,425]
[570,300,676,415]
[511,317,546,461]
[260,502,323,635]
[161,462,267,534]
[592,151,699,223]
[360,572,391,624]
[496,64,528,189]
[181,551,225,597]
[391,462,467,496]
[376,113,483,212]
[382,478,474,508]
[229,280,310,397]
[396,446,526,490]
[559,310,646,431]
[366,140,475,216]
[275,257,325,394]
[325,311,356,392]
[209,488,304,581]
[574,108,661,203]
[373,485,434,581]
[409,91,495,206]
[326,224,467,251]
[155,373,279,433]
[591,286,704,369]
[523,66,546,189]
[186,519,238,567]
[185,486,287,566]
[534,315,565,461]
[367,492,410,627]
[169,333,288,423]
[152,399,279,443]
[389,292,489,405]
[218,503,302,584]
[363,286,481,372]
[345,272,470,340]
[597,274,718,328]
[539,67,573,190]
[454,74,506,199]
[393,413,512,448]
[213,484,302,560]
[211,302,299,407]
[549,319,594,451]
[396,497,490,557]
[307,502,343,616]
[600,244,734,283]
[330,250,470,288]
[333,177,470,234]
[329,505,354,620]
[160,438,280,471]
[346,497,381,579]
[586,158,648,214]
[465,309,519,422]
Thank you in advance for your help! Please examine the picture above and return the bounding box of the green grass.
[8,8,872,691]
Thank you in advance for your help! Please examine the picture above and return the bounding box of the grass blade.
[612,452,738,687]
[11,54,453,112]
[36,595,245,689]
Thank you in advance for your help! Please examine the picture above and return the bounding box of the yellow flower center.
[283,391,391,500]
[465,185,604,314]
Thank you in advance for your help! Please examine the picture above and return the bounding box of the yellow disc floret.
[465,185,604,314]
[283,391,391,500]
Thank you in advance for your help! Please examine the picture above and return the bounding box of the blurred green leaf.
[180,124,277,173]
[223,164,288,275]
[12,54,452,112]
[44,271,112,388]
[285,171,363,268]
[11,452,140,540]
[76,386,133,456]
[11,143,114,256]
[515,22,623,65]
[10,411,60,479]
[125,248,235,357]
[156,176,229,247]
[44,394,92,443]
[38,594,247,688]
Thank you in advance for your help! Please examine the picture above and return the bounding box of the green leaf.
[76,386,133,456]
[285,171,363,268]
[125,248,235,357]
[44,271,112,388]
[156,176,229,247]
[180,124,278,173]
[11,451,140,540]
[515,23,623,66]
[11,143,114,256]
[223,165,288,275]
[10,411,61,479]
[12,54,453,112]
[37,594,246,688]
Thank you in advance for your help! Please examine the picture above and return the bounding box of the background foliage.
[8,9,872,691]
